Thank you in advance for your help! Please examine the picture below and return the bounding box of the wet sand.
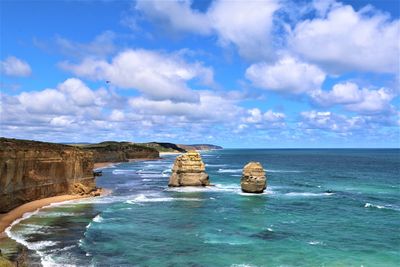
[0,195,87,235]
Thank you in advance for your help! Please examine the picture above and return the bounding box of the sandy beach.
[159,152,182,156]
[94,162,116,169]
[0,194,88,235]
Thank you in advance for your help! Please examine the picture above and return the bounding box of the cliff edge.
[82,141,159,163]
[0,138,97,213]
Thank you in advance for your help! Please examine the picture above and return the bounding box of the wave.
[36,211,84,218]
[217,168,242,173]
[265,169,302,173]
[93,214,103,223]
[364,203,399,211]
[308,240,323,245]
[216,168,302,174]
[284,192,334,197]
[112,169,137,175]
[126,194,202,204]
[206,164,227,167]
[166,184,276,196]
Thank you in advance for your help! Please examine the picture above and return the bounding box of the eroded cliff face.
[241,162,267,193]
[0,138,96,213]
[169,151,210,187]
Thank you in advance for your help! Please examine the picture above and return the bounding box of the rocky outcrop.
[0,138,97,213]
[241,162,267,193]
[168,151,210,187]
[82,142,159,163]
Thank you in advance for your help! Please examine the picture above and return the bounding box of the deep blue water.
[5,149,400,266]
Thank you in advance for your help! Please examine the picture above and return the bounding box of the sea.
[2,149,400,266]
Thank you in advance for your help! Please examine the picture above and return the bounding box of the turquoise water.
[5,149,400,266]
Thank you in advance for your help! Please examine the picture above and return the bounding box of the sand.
[159,152,182,156]
[0,194,87,235]
[94,162,115,169]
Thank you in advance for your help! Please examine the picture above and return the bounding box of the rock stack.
[168,151,210,187]
[241,162,267,193]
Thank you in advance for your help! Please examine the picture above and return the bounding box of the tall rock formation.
[168,151,210,187]
[0,138,97,213]
[241,162,267,193]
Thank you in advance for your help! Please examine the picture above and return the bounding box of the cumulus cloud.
[135,0,211,35]
[60,49,214,103]
[135,0,280,61]
[246,55,326,94]
[0,56,32,77]
[17,78,107,115]
[243,108,285,124]
[299,110,364,132]
[128,90,241,122]
[299,110,399,136]
[290,1,400,74]
[311,82,396,114]
[208,0,280,61]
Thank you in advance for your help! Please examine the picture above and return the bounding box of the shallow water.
[5,149,400,266]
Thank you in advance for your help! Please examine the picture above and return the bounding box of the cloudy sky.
[1,0,399,148]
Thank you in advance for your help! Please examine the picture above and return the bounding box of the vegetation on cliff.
[139,142,223,153]
[81,141,159,163]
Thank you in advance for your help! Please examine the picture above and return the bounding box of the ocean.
[3,149,400,266]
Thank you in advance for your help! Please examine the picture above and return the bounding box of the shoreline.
[94,162,116,169]
[0,194,92,236]
[159,152,182,155]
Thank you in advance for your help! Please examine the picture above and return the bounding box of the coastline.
[159,152,182,155]
[94,162,116,169]
[0,194,89,236]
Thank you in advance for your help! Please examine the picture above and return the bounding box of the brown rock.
[0,138,96,213]
[241,162,267,193]
[168,151,210,187]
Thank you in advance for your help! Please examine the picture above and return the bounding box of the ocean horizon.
[2,148,399,266]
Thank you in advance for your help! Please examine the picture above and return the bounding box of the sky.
[0,0,399,148]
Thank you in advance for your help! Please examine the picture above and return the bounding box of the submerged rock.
[168,151,210,187]
[241,162,267,193]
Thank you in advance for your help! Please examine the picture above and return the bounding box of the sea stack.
[241,162,267,193]
[168,151,210,187]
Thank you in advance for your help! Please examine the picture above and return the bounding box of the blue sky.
[0,0,399,148]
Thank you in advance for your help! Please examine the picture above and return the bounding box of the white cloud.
[244,108,285,123]
[311,82,395,114]
[128,90,240,122]
[135,0,211,35]
[0,56,32,77]
[61,49,214,103]
[208,0,280,61]
[290,2,400,73]
[17,78,108,115]
[135,0,280,61]
[109,110,125,122]
[55,31,116,59]
[299,110,363,132]
[246,55,326,94]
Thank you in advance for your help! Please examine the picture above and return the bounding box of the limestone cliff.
[82,142,159,163]
[241,162,267,193]
[0,138,96,213]
[169,151,210,187]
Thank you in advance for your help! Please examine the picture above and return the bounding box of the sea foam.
[126,194,202,204]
